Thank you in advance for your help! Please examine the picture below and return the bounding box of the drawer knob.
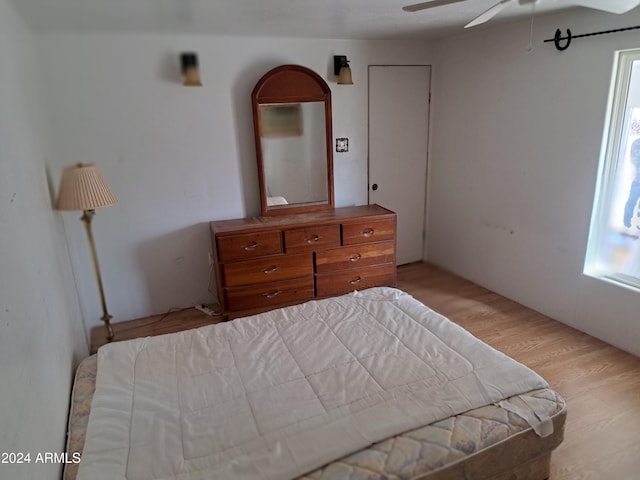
[262,265,279,274]
[349,276,362,285]
[242,241,259,251]
[262,290,282,298]
[307,234,320,243]
[362,228,375,237]
[349,254,362,262]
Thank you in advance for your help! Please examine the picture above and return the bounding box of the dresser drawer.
[224,277,314,311]
[221,253,313,287]
[217,231,282,262]
[315,264,396,297]
[284,224,340,253]
[342,218,395,246]
[315,241,395,273]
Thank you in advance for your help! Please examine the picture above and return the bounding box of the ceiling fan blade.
[567,0,640,14]
[464,0,513,28]
[402,0,468,13]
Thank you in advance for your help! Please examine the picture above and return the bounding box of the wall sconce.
[334,55,354,85]
[181,52,202,86]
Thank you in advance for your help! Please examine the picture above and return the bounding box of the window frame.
[584,48,640,291]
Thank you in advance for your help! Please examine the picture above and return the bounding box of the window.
[585,49,640,290]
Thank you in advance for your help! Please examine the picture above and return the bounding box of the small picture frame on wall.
[260,104,303,137]
[336,137,349,152]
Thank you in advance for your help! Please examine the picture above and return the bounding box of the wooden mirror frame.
[252,64,335,216]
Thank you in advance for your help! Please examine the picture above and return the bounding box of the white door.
[369,65,431,265]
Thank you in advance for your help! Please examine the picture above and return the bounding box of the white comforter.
[77,287,548,480]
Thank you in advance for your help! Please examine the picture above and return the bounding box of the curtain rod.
[545,25,640,51]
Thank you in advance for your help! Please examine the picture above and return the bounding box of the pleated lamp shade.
[56,164,118,211]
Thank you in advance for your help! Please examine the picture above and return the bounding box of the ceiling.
[12,0,583,40]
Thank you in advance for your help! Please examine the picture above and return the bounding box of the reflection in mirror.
[252,64,334,216]
[260,102,328,207]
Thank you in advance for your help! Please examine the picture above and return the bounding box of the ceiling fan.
[403,0,640,28]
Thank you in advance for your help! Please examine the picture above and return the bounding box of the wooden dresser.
[210,204,397,318]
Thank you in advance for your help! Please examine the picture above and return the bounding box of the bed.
[64,287,566,480]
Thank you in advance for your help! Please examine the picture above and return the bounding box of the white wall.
[0,0,88,478]
[429,9,640,356]
[36,34,433,330]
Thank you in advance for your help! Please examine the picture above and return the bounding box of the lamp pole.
[81,209,114,341]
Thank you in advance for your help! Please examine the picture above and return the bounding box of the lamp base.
[102,313,114,342]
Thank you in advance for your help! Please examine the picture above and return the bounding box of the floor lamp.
[57,164,118,342]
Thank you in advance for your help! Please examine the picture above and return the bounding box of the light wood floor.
[398,262,640,480]
[91,262,638,477]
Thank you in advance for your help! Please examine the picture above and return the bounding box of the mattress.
[65,288,566,480]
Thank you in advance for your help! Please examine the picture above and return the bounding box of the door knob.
[371,183,378,191]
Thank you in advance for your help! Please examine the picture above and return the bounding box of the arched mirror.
[252,65,334,216]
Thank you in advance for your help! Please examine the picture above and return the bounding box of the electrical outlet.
[208,252,214,266]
